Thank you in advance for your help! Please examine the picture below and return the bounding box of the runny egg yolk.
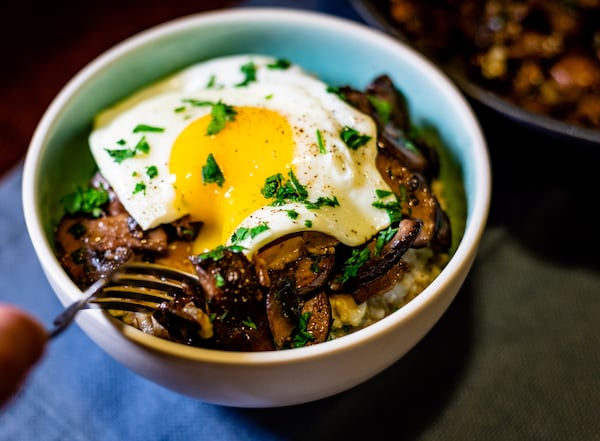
[170,106,293,253]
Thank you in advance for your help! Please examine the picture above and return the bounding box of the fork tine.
[111,262,200,286]
[103,277,193,298]
[97,285,175,304]
[48,262,201,339]
[88,297,164,312]
[48,277,110,338]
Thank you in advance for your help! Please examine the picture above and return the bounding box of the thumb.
[0,304,47,408]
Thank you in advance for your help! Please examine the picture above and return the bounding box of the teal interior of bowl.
[36,11,475,255]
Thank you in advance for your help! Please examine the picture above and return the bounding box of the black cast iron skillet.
[350,0,600,149]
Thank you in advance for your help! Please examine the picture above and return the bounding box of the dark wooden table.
[0,0,239,177]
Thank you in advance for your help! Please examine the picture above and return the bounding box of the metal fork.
[48,262,200,338]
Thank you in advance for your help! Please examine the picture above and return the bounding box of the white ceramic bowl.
[22,7,491,407]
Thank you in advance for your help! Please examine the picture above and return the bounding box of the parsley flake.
[261,171,308,204]
[242,317,257,329]
[372,190,402,223]
[326,85,346,101]
[304,196,339,210]
[367,95,392,127]
[146,165,158,179]
[133,124,164,133]
[261,171,340,211]
[60,185,109,218]
[236,62,257,87]
[105,148,135,163]
[134,136,150,154]
[197,245,246,262]
[340,247,371,284]
[375,189,394,198]
[231,223,270,243]
[340,126,372,150]
[133,182,146,195]
[207,101,237,135]
[316,129,326,154]
[215,272,225,288]
[375,226,398,255]
[291,312,315,348]
[267,59,291,69]
[206,74,217,89]
[201,153,225,187]
[105,135,150,163]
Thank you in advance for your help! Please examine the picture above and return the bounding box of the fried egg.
[89,55,395,256]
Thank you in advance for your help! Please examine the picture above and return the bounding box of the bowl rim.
[22,6,491,365]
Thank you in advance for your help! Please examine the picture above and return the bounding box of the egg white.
[89,55,394,255]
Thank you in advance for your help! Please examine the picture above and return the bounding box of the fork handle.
[48,278,109,339]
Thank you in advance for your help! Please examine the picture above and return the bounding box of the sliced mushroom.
[352,218,422,287]
[376,148,450,250]
[301,291,331,345]
[190,249,274,351]
[266,273,300,349]
[55,213,167,287]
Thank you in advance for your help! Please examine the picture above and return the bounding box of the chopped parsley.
[340,247,371,284]
[135,136,151,154]
[287,210,299,220]
[231,223,270,243]
[133,182,146,195]
[133,124,164,133]
[261,171,339,210]
[326,85,346,101]
[340,126,372,150]
[206,74,217,89]
[261,171,308,204]
[181,98,213,107]
[60,185,109,218]
[316,129,326,154]
[105,135,150,163]
[180,99,237,135]
[304,219,313,228]
[145,165,158,179]
[242,317,257,329]
[236,62,257,87]
[207,101,237,135]
[215,272,225,288]
[197,245,246,262]
[310,261,320,273]
[374,226,398,255]
[201,153,225,187]
[367,95,392,127]
[267,58,291,69]
[340,226,400,284]
[291,312,315,348]
[304,196,339,210]
[375,189,394,198]
[372,190,402,223]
